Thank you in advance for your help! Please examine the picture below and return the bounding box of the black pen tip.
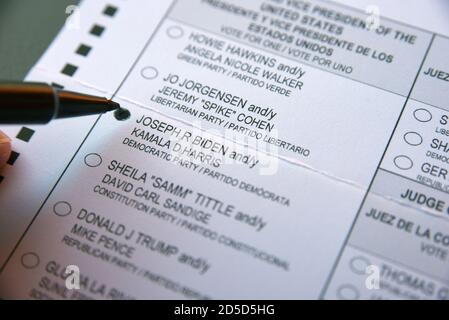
[107,100,121,111]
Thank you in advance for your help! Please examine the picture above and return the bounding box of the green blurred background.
[0,0,77,81]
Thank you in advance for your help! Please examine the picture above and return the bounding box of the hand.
[0,131,12,168]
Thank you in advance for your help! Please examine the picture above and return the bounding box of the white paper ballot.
[1,0,449,299]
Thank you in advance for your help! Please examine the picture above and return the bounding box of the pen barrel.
[0,83,56,124]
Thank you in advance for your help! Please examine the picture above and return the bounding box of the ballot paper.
[0,0,449,299]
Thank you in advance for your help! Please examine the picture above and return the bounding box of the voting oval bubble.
[53,201,72,217]
[337,284,360,300]
[349,256,371,275]
[141,66,159,80]
[403,131,423,146]
[21,252,40,269]
[394,155,414,170]
[167,26,184,39]
[84,153,102,167]
[413,108,432,122]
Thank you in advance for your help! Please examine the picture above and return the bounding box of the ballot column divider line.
[318,33,436,299]
[0,0,179,274]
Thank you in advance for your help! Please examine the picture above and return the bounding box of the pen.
[0,82,121,124]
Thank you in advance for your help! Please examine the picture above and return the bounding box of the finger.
[0,130,12,168]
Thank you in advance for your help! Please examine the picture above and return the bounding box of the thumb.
[0,131,12,168]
